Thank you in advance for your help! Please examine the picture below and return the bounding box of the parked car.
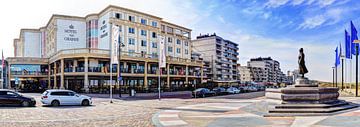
[41,89,92,106]
[246,86,258,92]
[226,87,241,94]
[192,88,215,98]
[0,89,36,107]
[212,87,227,95]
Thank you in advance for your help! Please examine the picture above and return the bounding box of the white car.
[226,87,241,94]
[41,89,92,106]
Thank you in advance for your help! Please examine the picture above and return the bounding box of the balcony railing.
[11,71,47,76]
[50,48,203,65]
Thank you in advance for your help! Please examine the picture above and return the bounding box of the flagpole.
[332,67,335,87]
[158,67,161,101]
[341,57,344,90]
[356,45,359,97]
[109,23,113,103]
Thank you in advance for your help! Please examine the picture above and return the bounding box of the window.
[128,16,135,22]
[6,91,18,97]
[152,42,157,48]
[141,40,147,46]
[152,32,157,38]
[176,48,181,53]
[115,13,121,19]
[128,38,135,45]
[152,52,158,57]
[176,39,181,45]
[184,41,188,46]
[152,21,157,27]
[50,92,69,96]
[141,19,147,25]
[128,27,135,34]
[141,30,147,36]
[168,37,172,43]
[129,50,135,56]
[185,49,188,54]
[168,46,173,52]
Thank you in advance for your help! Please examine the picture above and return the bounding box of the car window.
[6,92,18,96]
[0,91,6,96]
[51,92,69,96]
[68,92,75,96]
[42,91,49,95]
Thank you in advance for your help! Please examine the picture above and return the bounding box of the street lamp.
[118,42,125,98]
[354,40,360,97]
[341,55,345,91]
[332,66,335,87]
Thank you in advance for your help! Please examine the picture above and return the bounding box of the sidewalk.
[85,91,192,100]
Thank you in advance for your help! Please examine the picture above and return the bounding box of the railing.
[64,68,73,72]
[11,71,47,76]
[169,70,185,75]
[88,67,102,72]
[76,67,85,72]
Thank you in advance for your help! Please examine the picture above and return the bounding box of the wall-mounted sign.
[100,20,108,38]
[64,24,79,42]
[56,19,86,51]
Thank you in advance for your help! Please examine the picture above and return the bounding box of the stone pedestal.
[265,77,358,117]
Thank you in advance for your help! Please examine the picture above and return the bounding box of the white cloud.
[317,0,336,7]
[299,15,327,29]
[265,0,290,8]
[298,8,345,29]
[292,0,306,5]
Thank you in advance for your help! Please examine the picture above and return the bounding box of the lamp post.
[118,42,125,98]
[341,57,344,90]
[354,40,360,96]
[332,67,335,87]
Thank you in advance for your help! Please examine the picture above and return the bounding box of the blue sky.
[183,0,360,82]
[1,0,360,81]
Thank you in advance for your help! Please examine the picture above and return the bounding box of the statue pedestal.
[265,77,358,117]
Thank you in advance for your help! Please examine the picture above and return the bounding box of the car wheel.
[22,101,30,107]
[51,100,60,107]
[82,99,90,106]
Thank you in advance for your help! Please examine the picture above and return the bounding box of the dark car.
[0,89,36,107]
[192,88,215,98]
[212,87,227,95]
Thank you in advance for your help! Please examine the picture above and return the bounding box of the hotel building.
[8,5,204,93]
[192,33,239,86]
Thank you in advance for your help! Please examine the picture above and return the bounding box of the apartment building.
[192,33,239,86]
[8,5,204,93]
[240,57,286,84]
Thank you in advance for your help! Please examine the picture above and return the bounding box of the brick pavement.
[153,95,360,127]
[0,91,265,127]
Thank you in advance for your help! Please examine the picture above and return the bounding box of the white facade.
[98,12,111,50]
[56,19,87,51]
[23,31,41,57]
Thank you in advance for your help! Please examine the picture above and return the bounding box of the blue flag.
[351,21,359,55]
[345,30,351,59]
[335,46,340,67]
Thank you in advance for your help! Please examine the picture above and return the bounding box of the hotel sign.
[56,19,86,50]
[100,20,108,38]
[64,24,79,42]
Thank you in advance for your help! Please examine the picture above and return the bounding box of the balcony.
[75,67,85,72]
[11,71,47,77]
[49,48,203,66]
[88,67,102,72]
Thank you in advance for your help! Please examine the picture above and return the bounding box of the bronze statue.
[298,48,308,77]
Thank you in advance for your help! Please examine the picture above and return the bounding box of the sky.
[0,0,360,82]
